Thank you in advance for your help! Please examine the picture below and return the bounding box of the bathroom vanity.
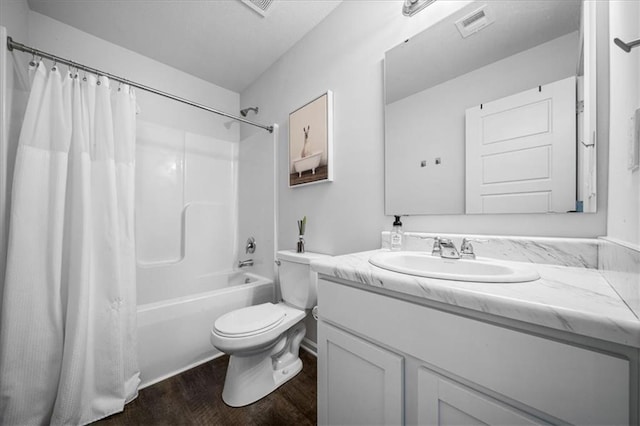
[312,237,639,425]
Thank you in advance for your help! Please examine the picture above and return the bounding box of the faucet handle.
[460,238,488,259]
[431,236,442,256]
[402,234,442,255]
[246,237,256,254]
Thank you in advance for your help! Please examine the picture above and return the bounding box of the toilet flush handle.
[274,260,281,266]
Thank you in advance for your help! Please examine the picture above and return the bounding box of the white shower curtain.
[0,62,139,425]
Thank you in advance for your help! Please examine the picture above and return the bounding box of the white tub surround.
[312,249,638,348]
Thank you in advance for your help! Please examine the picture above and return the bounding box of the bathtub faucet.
[238,259,254,268]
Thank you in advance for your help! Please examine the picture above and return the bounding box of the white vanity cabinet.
[317,277,634,426]
[318,322,404,425]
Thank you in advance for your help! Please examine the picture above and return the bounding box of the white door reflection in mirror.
[465,77,576,214]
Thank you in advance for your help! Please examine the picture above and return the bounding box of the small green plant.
[297,216,307,236]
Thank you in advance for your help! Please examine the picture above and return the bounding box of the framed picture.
[288,91,333,187]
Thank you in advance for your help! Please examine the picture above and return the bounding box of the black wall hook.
[614,37,640,53]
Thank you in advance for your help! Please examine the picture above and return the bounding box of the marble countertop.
[311,250,640,348]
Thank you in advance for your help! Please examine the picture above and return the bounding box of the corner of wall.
[607,0,640,246]
[0,0,29,43]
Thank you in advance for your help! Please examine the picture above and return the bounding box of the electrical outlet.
[629,108,640,171]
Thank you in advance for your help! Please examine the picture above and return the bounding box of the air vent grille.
[240,0,273,17]
[462,10,486,27]
[455,5,495,38]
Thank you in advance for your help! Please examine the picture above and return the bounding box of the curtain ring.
[51,60,57,72]
[28,52,36,67]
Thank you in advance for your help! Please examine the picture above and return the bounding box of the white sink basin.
[368,252,540,283]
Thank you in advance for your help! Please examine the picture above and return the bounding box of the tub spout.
[238,259,254,268]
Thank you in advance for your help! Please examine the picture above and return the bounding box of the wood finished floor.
[96,350,317,426]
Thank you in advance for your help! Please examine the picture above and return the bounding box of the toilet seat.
[214,303,286,338]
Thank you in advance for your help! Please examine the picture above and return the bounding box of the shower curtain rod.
[6,36,274,133]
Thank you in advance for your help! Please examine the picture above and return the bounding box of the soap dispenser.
[390,215,404,251]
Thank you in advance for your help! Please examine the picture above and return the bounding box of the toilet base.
[221,322,306,407]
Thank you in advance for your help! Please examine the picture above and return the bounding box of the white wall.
[27,11,239,140]
[607,1,640,247]
[0,0,30,303]
[238,127,277,281]
[241,1,608,257]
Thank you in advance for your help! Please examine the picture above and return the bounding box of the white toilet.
[210,250,328,407]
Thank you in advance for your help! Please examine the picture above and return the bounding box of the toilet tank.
[276,250,330,309]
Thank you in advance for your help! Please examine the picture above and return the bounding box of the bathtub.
[136,271,275,388]
[293,151,322,177]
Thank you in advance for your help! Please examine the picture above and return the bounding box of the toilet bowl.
[210,250,329,407]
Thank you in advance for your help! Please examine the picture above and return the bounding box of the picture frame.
[288,90,333,187]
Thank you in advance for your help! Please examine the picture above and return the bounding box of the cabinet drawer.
[318,278,630,425]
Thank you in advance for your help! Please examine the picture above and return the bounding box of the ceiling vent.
[240,0,273,17]
[455,4,494,38]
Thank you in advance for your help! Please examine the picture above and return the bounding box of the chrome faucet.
[405,233,443,256]
[425,236,488,260]
[430,236,442,257]
[437,238,460,259]
[460,238,487,259]
[238,237,256,268]
[238,259,254,268]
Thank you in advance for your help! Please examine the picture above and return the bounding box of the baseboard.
[300,337,317,357]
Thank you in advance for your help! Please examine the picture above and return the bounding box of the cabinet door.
[418,367,548,426]
[318,322,404,426]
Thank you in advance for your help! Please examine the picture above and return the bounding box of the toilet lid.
[214,303,285,337]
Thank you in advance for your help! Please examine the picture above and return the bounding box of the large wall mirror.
[385,0,599,215]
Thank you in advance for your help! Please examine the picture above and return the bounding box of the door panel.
[466,76,576,214]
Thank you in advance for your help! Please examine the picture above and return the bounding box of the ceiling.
[27,0,343,93]
[386,0,581,104]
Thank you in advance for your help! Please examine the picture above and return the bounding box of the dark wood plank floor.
[96,350,317,426]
